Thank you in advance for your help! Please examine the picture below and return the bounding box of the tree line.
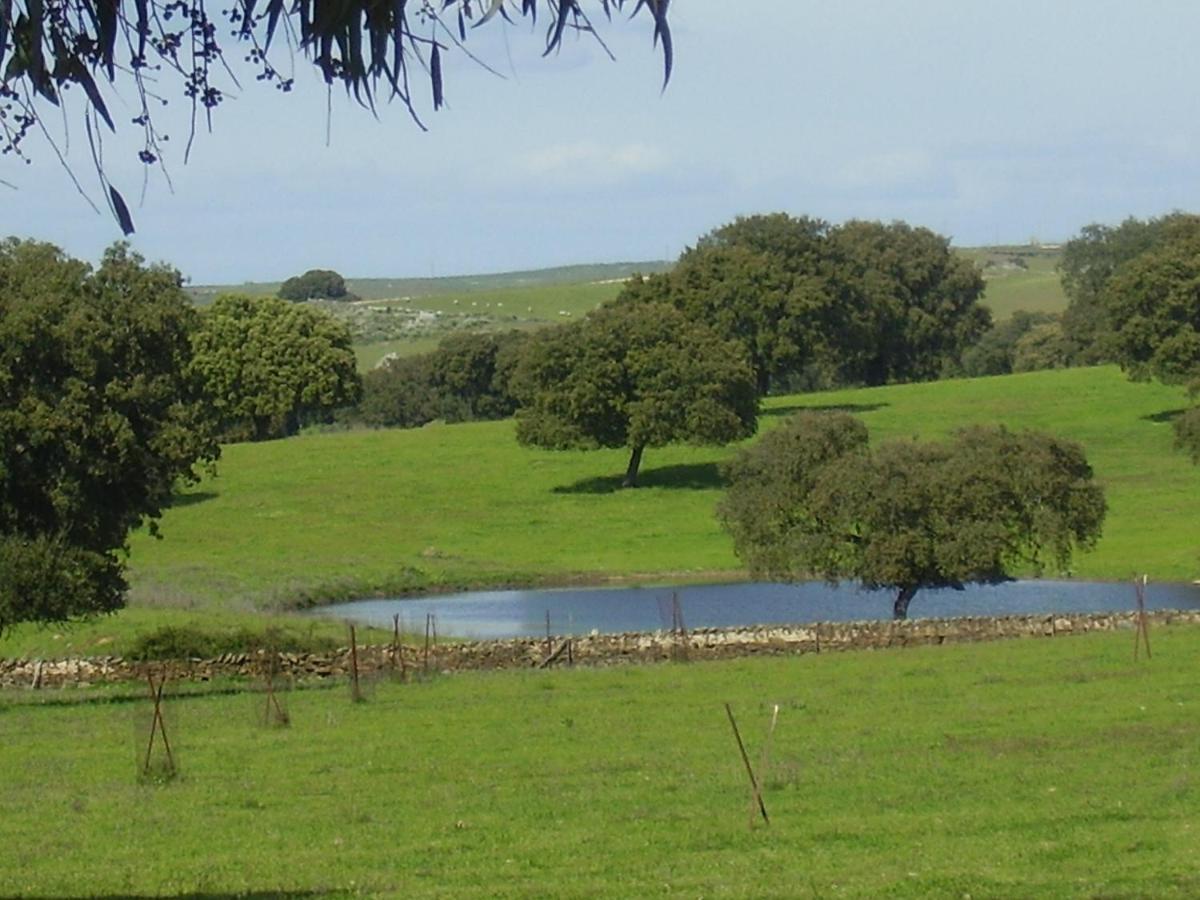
[4,205,1198,632]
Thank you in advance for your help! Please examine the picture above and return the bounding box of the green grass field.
[965,246,1069,319]
[348,282,629,371]
[134,364,1197,599]
[3,627,1198,897]
[1,365,1192,660]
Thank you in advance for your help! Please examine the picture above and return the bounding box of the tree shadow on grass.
[761,402,889,420]
[1142,408,1186,424]
[552,461,725,495]
[168,490,219,508]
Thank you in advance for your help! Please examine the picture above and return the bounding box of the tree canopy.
[1059,213,1200,364]
[279,269,357,302]
[1101,228,1200,386]
[190,293,360,441]
[1,0,672,232]
[512,301,758,487]
[618,213,990,395]
[355,329,528,429]
[0,238,219,632]
[827,220,989,385]
[718,413,1106,619]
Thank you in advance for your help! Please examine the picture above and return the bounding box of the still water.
[307,579,1200,640]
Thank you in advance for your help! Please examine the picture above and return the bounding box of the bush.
[358,354,443,428]
[0,535,126,635]
[1012,321,1071,373]
[960,310,1059,377]
[354,330,532,429]
[1174,404,1200,463]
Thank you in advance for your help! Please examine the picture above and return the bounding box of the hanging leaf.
[240,0,257,37]
[651,0,671,87]
[73,64,114,130]
[544,0,572,56]
[475,0,503,28]
[430,39,442,109]
[96,0,117,79]
[263,0,285,50]
[133,0,147,61]
[0,0,12,73]
[109,185,135,235]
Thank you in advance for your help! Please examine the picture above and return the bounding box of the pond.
[306,579,1200,640]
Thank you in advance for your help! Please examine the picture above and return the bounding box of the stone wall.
[2,609,1197,690]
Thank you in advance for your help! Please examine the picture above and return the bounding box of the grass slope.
[2,627,1199,897]
[128,365,1195,602]
[2,366,1192,659]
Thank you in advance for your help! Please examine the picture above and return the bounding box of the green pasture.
[971,247,1069,319]
[1,365,1193,660]
[3,627,1199,897]
[349,282,628,371]
[128,364,1194,606]
[353,336,444,371]
[361,279,627,322]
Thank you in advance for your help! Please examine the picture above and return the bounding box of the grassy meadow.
[129,364,1196,600]
[977,249,1069,318]
[2,626,1198,897]
[0,364,1192,660]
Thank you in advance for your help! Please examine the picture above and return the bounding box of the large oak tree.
[0,239,219,632]
[190,293,360,441]
[512,301,758,487]
[719,412,1106,620]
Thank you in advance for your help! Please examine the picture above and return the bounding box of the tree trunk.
[756,368,771,398]
[622,445,645,488]
[893,586,918,620]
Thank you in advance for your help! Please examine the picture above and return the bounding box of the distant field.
[188,260,668,305]
[196,248,1070,382]
[3,627,1199,897]
[108,368,1194,602]
[353,336,444,370]
[349,280,629,370]
[961,245,1069,319]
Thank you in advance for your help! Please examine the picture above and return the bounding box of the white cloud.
[519,141,668,183]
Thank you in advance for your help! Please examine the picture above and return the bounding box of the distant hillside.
[187,246,1069,323]
[187,260,672,304]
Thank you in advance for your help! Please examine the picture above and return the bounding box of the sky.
[4,0,1200,284]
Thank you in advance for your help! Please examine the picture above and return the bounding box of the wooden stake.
[262,648,288,726]
[545,609,552,662]
[671,592,689,662]
[725,703,769,826]
[423,613,432,674]
[142,670,176,777]
[349,624,362,702]
[1134,574,1152,661]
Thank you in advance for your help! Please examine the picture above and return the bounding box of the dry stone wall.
[2,610,1197,690]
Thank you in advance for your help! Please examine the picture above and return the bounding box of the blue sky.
[5,1,1200,283]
